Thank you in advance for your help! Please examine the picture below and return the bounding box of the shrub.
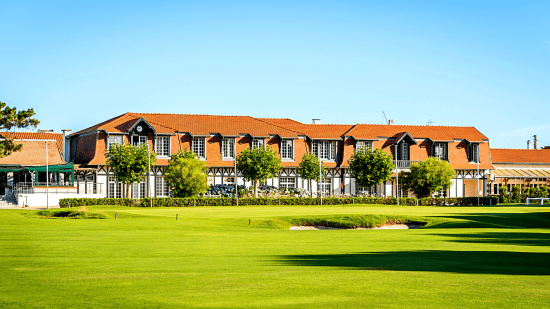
[60,196,498,208]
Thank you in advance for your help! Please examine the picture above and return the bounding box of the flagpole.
[46,141,49,209]
[148,143,152,208]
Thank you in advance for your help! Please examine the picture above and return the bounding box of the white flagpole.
[396,144,399,206]
[148,143,152,208]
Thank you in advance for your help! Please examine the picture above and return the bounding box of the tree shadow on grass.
[429,211,550,229]
[430,231,550,247]
[278,250,550,275]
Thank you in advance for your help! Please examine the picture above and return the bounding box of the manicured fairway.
[1,205,549,308]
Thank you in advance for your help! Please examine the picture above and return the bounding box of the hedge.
[59,196,498,208]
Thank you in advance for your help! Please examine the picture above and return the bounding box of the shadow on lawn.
[278,250,550,275]
[430,211,550,229]
[430,231,550,247]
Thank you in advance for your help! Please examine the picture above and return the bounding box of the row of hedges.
[59,196,498,208]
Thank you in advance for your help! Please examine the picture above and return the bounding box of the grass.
[0,204,549,308]
[255,214,428,229]
[31,207,108,219]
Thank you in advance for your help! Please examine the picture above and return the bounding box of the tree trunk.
[126,182,131,198]
[309,179,313,198]
[254,178,259,198]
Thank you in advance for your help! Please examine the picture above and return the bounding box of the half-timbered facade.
[68,113,493,198]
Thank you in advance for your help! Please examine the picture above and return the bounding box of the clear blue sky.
[1,1,549,149]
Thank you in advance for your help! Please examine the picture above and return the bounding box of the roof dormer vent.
[312,119,321,125]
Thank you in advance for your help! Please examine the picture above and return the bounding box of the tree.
[399,157,455,198]
[105,143,156,198]
[236,146,282,198]
[298,153,325,198]
[164,150,209,197]
[0,101,40,158]
[348,148,395,194]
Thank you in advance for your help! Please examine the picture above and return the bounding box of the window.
[108,176,122,198]
[433,142,447,160]
[469,143,479,163]
[398,142,409,160]
[279,177,295,189]
[155,136,170,157]
[252,139,264,150]
[156,177,170,197]
[222,138,235,159]
[132,182,146,199]
[192,137,206,159]
[281,139,293,159]
[223,177,235,185]
[132,136,147,147]
[356,141,372,152]
[107,135,123,149]
[319,179,331,194]
[312,141,337,160]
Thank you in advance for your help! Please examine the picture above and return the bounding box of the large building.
[490,148,550,194]
[67,113,492,198]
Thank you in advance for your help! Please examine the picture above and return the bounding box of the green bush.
[498,186,509,203]
[60,196,498,208]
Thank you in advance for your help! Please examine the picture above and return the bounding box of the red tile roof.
[75,113,299,138]
[258,118,354,139]
[345,124,488,142]
[491,148,550,164]
[0,140,65,166]
[0,132,64,154]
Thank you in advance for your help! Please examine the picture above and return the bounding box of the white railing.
[15,182,104,195]
[526,197,550,205]
[395,160,420,169]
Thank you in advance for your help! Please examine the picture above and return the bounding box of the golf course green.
[1,205,549,308]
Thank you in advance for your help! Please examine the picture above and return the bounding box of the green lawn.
[1,205,549,308]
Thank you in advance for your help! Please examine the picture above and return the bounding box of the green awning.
[0,168,23,172]
[26,164,74,172]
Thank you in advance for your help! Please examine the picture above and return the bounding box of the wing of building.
[490,148,550,194]
[66,113,494,199]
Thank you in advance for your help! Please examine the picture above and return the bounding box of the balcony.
[395,160,420,169]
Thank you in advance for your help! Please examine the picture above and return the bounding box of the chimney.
[62,129,72,162]
[312,119,321,125]
[527,140,531,150]
[534,135,538,149]
[388,119,394,125]
[37,129,55,133]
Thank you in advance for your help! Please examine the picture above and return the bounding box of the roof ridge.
[354,123,479,128]
[253,118,305,135]
[73,113,132,135]
[130,112,254,118]
[492,148,550,150]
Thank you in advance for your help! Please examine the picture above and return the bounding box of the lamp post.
[395,144,399,206]
[234,157,238,206]
[319,156,323,206]
[46,141,49,209]
[477,146,480,207]
[148,143,152,208]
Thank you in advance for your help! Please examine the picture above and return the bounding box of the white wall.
[17,193,105,207]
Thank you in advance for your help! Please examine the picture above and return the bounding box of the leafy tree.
[348,148,395,194]
[236,146,282,198]
[298,153,325,198]
[0,101,40,158]
[105,143,156,198]
[399,157,455,198]
[498,185,509,203]
[164,150,209,197]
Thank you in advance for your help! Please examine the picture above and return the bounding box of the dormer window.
[107,135,123,149]
[312,140,337,161]
[398,142,410,160]
[355,141,372,152]
[433,142,447,161]
[192,137,206,159]
[132,136,147,147]
[222,138,235,159]
[469,143,479,163]
[252,139,265,150]
[155,136,170,157]
[281,139,293,160]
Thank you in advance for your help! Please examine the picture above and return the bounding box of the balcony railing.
[14,182,104,195]
[395,160,420,169]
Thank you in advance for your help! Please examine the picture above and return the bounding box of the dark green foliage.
[510,185,522,203]
[298,153,325,197]
[399,157,455,197]
[35,209,107,219]
[348,148,395,189]
[260,214,427,229]
[498,186,509,203]
[59,196,498,208]
[236,146,282,197]
[0,101,40,158]
[164,152,209,197]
